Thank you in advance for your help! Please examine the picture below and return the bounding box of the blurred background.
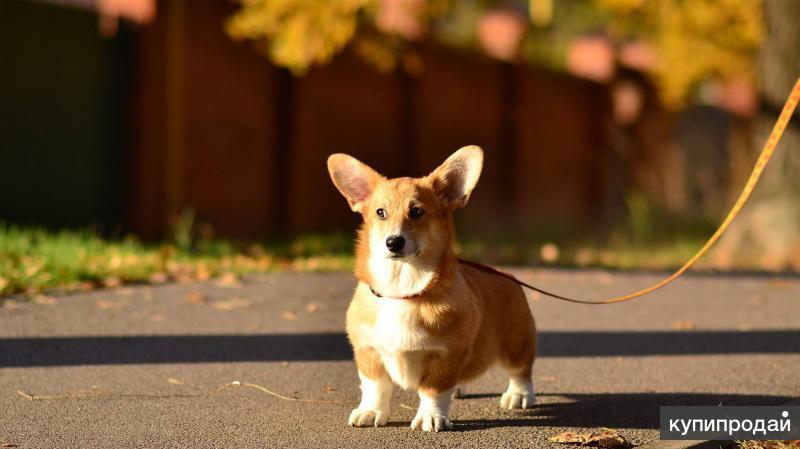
[1,0,799,295]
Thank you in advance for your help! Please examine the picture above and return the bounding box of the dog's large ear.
[429,145,484,210]
[327,154,384,213]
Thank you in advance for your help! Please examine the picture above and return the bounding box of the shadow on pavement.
[1,330,799,367]
[453,392,799,430]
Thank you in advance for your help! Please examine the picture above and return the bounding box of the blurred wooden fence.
[130,0,614,239]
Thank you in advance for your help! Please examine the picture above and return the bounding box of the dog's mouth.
[388,249,421,259]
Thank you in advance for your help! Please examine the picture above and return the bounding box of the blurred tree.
[225,0,374,74]
[713,0,800,270]
[595,0,762,107]
[227,0,762,108]
[225,0,453,74]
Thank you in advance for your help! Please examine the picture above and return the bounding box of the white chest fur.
[361,297,443,390]
[367,256,435,298]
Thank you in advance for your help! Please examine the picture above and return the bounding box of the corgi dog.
[327,146,537,432]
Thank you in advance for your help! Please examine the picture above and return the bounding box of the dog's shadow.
[389,392,798,432]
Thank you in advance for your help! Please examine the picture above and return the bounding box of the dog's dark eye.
[409,206,425,219]
[376,208,387,220]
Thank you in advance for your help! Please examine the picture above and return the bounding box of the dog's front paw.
[410,412,452,432]
[348,408,388,428]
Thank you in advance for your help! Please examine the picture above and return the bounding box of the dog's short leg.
[411,388,454,432]
[500,375,537,410]
[349,371,393,428]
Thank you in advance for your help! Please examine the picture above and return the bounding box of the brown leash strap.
[459,77,800,305]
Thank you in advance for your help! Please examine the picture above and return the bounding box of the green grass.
[0,216,757,297]
[0,224,353,296]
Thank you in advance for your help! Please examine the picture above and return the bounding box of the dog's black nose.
[385,235,405,253]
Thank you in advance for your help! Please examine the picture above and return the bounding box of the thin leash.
[459,77,800,305]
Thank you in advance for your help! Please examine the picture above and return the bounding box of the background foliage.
[227,0,762,105]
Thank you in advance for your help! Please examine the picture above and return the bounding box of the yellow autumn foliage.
[596,0,763,106]
[226,0,376,75]
[226,0,763,105]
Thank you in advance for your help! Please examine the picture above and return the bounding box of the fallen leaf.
[95,299,124,310]
[109,254,123,269]
[149,272,169,284]
[671,320,695,330]
[24,261,42,277]
[305,302,319,313]
[280,311,297,321]
[167,378,184,385]
[176,274,195,284]
[195,266,211,281]
[184,291,206,304]
[214,273,241,288]
[549,428,630,448]
[33,295,57,305]
[103,276,122,288]
[212,297,250,311]
[549,432,586,444]
[321,385,336,393]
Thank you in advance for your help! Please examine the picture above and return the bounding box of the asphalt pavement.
[1,269,799,448]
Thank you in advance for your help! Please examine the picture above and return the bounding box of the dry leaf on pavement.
[214,273,241,288]
[32,295,57,305]
[548,428,630,448]
[103,276,122,288]
[95,299,124,310]
[184,291,206,304]
[670,320,695,330]
[211,297,250,311]
[149,272,169,284]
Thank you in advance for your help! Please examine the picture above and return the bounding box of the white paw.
[500,391,537,409]
[500,377,537,410]
[410,412,452,432]
[348,408,388,427]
